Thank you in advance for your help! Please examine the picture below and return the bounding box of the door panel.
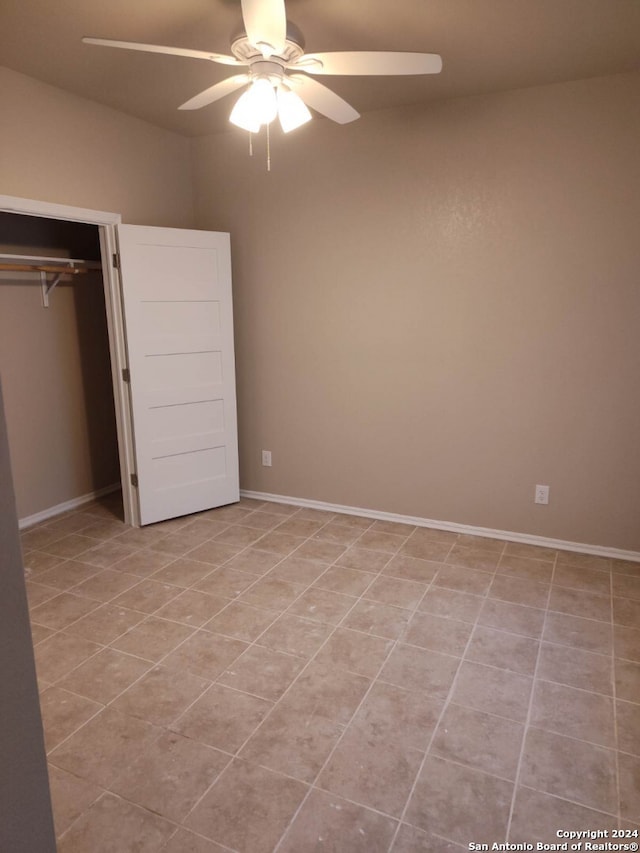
[117,225,238,525]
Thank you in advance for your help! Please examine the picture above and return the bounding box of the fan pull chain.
[266,122,271,172]
[249,131,253,157]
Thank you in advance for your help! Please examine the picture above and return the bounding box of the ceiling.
[2,0,639,137]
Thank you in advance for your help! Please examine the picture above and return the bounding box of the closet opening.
[1,193,239,529]
[0,211,124,527]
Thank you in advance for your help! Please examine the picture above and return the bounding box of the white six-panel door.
[117,225,238,525]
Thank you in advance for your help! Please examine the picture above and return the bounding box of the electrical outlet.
[261,450,272,467]
[535,484,549,505]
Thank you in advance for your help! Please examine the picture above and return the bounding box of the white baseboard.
[19,482,121,530]
[240,489,640,563]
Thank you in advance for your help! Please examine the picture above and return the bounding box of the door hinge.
[122,368,130,383]
[112,252,120,269]
[130,473,139,488]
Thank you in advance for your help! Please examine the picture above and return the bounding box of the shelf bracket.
[40,264,75,308]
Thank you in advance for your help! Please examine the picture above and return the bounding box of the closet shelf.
[0,253,102,307]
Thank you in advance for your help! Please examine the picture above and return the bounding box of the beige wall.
[0,66,194,227]
[192,71,640,552]
[2,64,637,550]
[0,65,196,518]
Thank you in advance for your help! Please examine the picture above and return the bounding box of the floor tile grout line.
[33,594,224,688]
[29,519,557,611]
[526,672,625,702]
[504,550,557,842]
[44,603,183,742]
[30,545,619,715]
[393,820,468,851]
[385,539,509,852]
[27,542,444,621]
[33,504,445,585]
[394,540,513,836]
[88,540,313,719]
[48,672,241,846]
[122,528,482,780]
[38,533,142,564]
[206,612,394,655]
[35,632,127,694]
[396,774,622,839]
[54,788,191,849]
[269,545,451,853]
[229,530,455,845]
[28,589,106,628]
[29,542,196,604]
[43,526,317,783]
[538,633,618,656]
[35,571,179,614]
[105,504,286,568]
[43,611,632,767]
[509,781,621,820]
[613,745,640,760]
[545,606,615,626]
[41,639,180,696]
[173,540,399,836]
[49,779,107,843]
[477,625,614,658]
[68,516,300,631]
[441,696,533,728]
[508,721,618,754]
[43,700,107,757]
[47,719,168,809]
[30,521,413,702]
[159,822,238,853]
[30,593,161,649]
[396,749,522,789]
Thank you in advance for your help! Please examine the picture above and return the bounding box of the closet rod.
[0,263,89,274]
[0,253,102,308]
[0,252,101,270]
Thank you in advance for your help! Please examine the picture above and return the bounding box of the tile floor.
[20,492,640,852]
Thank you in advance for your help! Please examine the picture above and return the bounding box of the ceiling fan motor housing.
[231,22,305,69]
[246,59,287,87]
[231,30,305,90]
[231,18,305,55]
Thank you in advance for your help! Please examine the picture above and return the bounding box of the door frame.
[0,194,139,526]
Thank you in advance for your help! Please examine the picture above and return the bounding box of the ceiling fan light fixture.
[229,77,279,131]
[229,88,262,131]
[277,88,312,132]
[251,77,279,124]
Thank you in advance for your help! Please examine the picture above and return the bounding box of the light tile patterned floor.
[21,493,640,852]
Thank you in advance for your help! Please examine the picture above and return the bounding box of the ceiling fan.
[83,0,442,134]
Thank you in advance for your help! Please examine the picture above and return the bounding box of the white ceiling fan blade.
[287,74,359,124]
[293,51,443,76]
[82,37,242,66]
[178,75,250,110]
[240,0,286,55]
